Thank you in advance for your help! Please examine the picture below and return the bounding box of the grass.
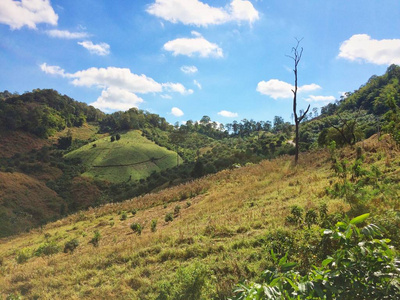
[0,135,398,299]
[65,130,180,183]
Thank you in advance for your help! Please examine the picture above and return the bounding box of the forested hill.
[299,64,400,149]
[0,89,105,138]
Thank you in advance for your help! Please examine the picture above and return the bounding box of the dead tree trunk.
[288,39,310,165]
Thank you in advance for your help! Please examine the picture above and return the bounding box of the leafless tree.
[287,38,310,164]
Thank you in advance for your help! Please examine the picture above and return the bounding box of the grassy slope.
[0,131,50,158]
[65,130,179,183]
[0,135,398,299]
[0,171,63,238]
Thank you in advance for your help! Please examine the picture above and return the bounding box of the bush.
[174,205,181,216]
[89,230,101,247]
[151,219,158,232]
[34,241,60,256]
[130,223,142,235]
[120,211,128,221]
[15,248,31,264]
[64,238,79,253]
[232,214,400,299]
[165,213,173,222]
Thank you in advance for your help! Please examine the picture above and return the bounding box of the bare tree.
[287,39,310,164]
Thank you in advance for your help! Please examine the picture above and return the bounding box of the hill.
[65,130,180,183]
[0,134,399,299]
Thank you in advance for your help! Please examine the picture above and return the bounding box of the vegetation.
[1,134,399,299]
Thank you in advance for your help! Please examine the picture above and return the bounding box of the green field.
[65,130,179,183]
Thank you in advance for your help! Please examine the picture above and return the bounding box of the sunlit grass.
[0,135,398,299]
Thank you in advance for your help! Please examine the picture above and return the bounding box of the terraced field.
[65,130,179,183]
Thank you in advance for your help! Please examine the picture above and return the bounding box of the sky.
[1,0,400,125]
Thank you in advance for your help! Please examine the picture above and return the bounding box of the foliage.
[63,238,79,253]
[130,223,142,235]
[232,214,400,299]
[89,230,101,247]
[34,241,60,256]
[151,219,158,232]
[165,212,174,222]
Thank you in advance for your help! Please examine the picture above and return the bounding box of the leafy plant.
[232,213,400,299]
[89,230,101,247]
[130,223,142,235]
[165,213,173,222]
[64,238,79,253]
[151,219,157,232]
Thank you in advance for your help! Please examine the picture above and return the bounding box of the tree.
[287,39,310,164]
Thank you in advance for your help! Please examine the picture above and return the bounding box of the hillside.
[0,134,399,299]
[65,130,180,183]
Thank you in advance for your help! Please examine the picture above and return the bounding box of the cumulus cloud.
[305,95,336,103]
[46,29,89,39]
[0,0,58,30]
[338,34,400,65]
[193,80,202,89]
[40,63,66,77]
[218,110,238,117]
[256,79,321,99]
[90,87,144,112]
[40,64,192,111]
[163,82,193,95]
[181,65,198,74]
[146,0,258,27]
[164,35,223,58]
[171,107,184,117]
[78,41,110,56]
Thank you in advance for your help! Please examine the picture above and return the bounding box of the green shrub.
[89,230,101,247]
[165,213,173,222]
[174,205,181,216]
[232,213,400,299]
[130,223,142,235]
[120,211,128,221]
[64,238,79,253]
[34,241,60,256]
[151,219,158,232]
[15,248,31,264]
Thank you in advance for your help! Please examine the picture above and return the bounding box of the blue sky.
[1,0,400,125]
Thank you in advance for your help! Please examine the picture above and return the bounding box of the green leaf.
[281,262,297,272]
[322,258,333,267]
[350,213,370,225]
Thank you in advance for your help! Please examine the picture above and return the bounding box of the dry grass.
[0,135,398,299]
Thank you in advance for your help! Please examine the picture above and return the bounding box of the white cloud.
[256,79,321,99]
[171,107,184,117]
[193,80,202,89]
[181,65,198,74]
[162,82,193,95]
[229,0,259,24]
[68,67,163,93]
[338,34,400,65]
[78,41,110,56]
[218,110,238,117]
[90,87,144,112]
[39,63,66,77]
[0,0,58,30]
[146,0,258,27]
[305,95,336,103]
[46,29,89,39]
[160,94,172,99]
[164,36,223,58]
[40,64,193,112]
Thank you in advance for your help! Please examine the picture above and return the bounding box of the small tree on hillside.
[287,39,310,164]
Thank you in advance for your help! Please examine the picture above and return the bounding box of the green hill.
[65,130,180,183]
